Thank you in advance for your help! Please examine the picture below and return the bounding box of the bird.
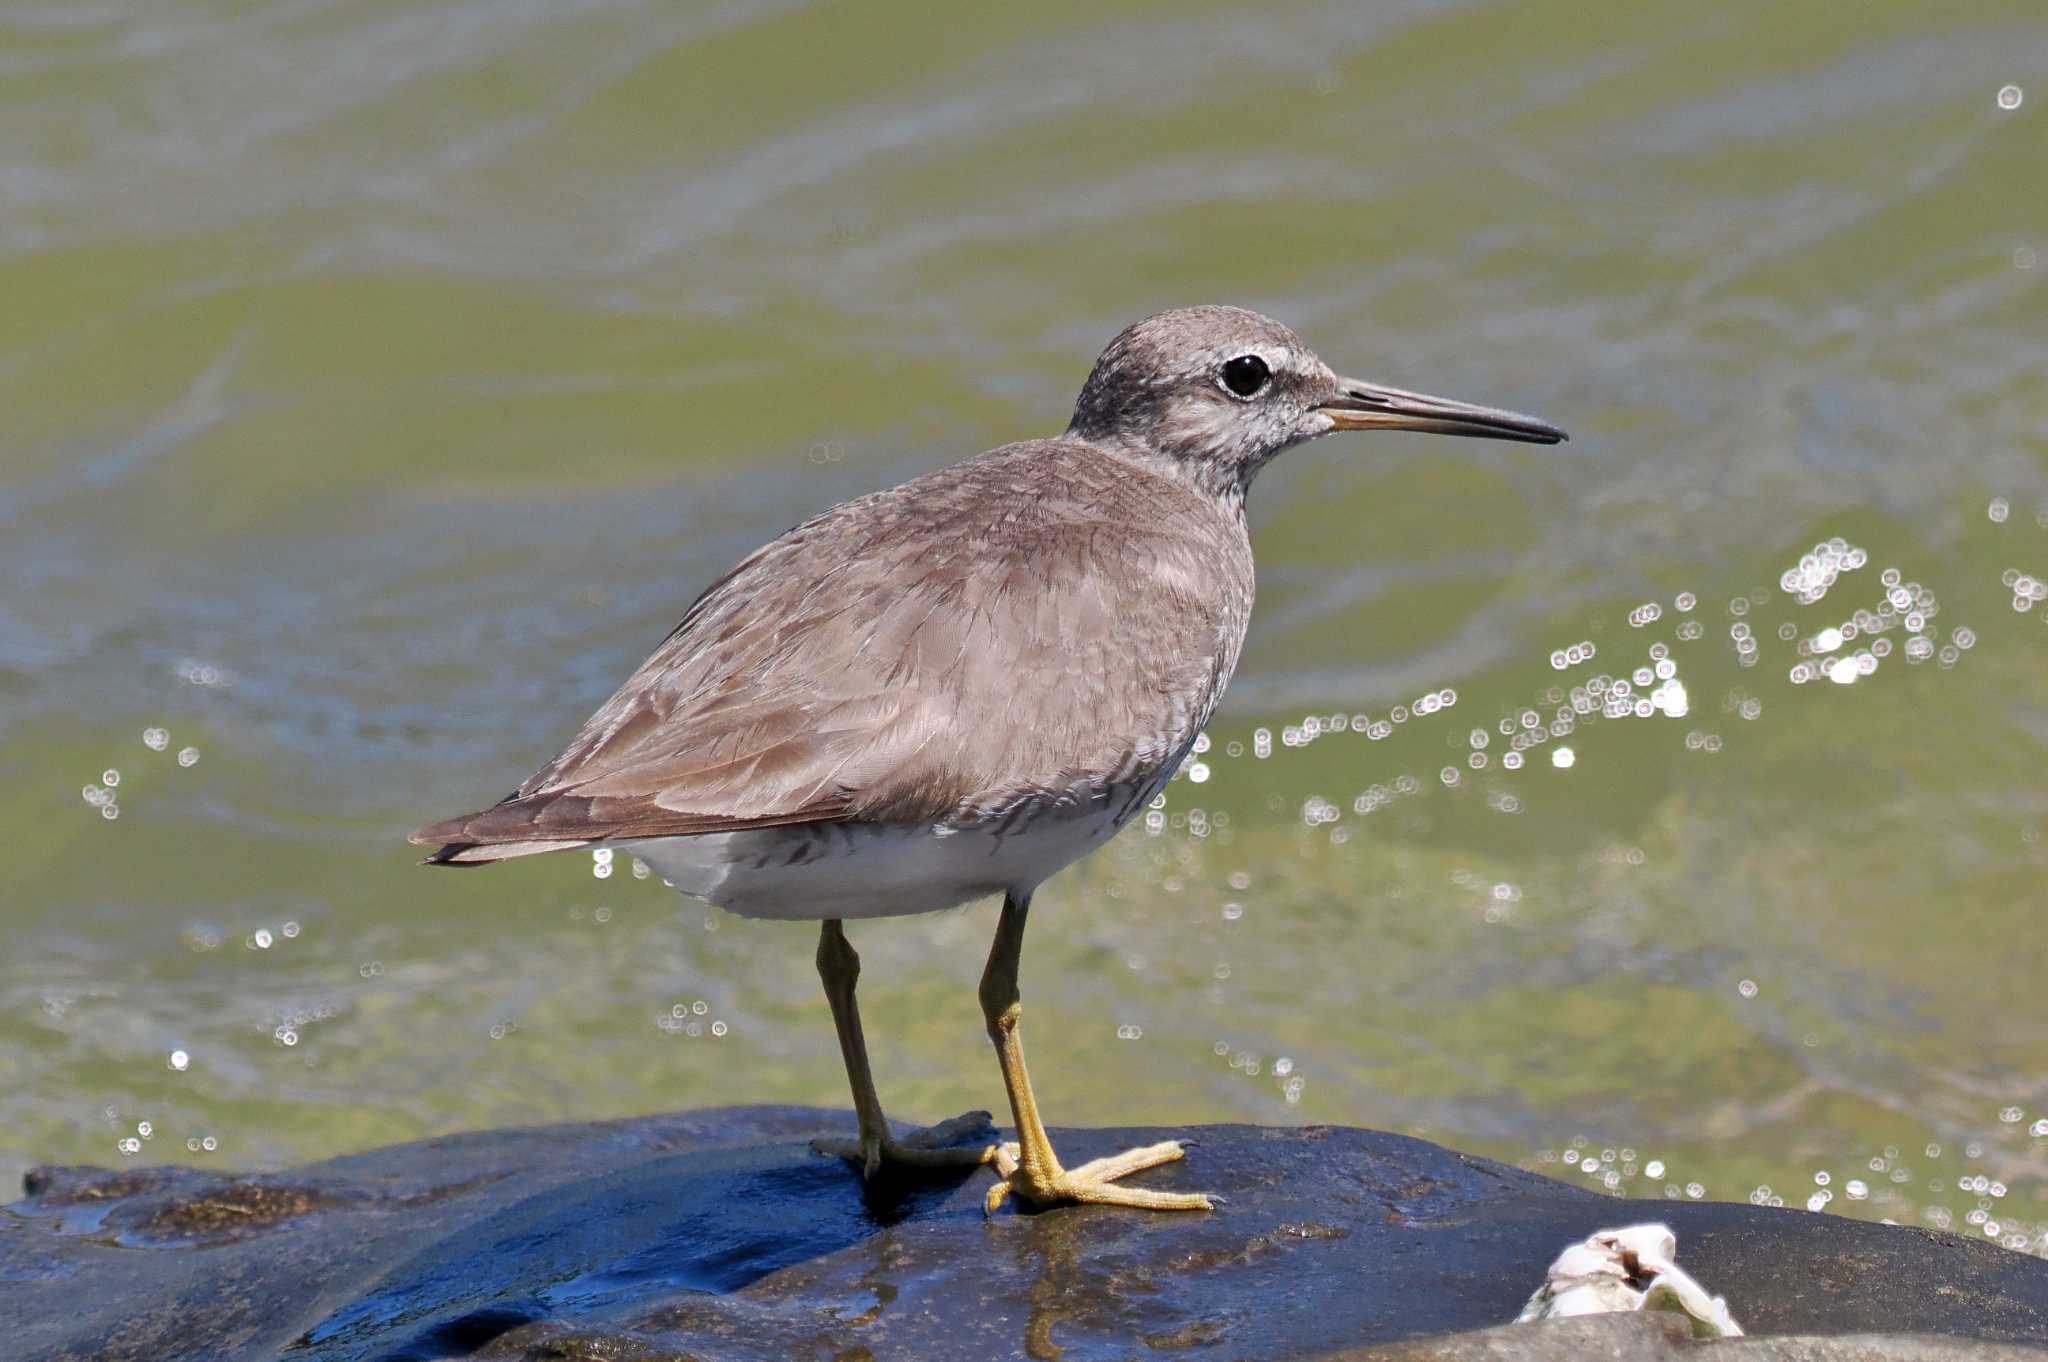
[412,305,1566,1214]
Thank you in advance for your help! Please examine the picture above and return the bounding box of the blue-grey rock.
[4,1107,2046,1361]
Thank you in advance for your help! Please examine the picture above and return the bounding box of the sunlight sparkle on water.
[1127,496,2048,1251]
[1779,538,1867,604]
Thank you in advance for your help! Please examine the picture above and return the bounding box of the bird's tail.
[411,796,592,867]
[416,837,590,867]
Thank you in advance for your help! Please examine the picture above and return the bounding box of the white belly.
[623,807,1126,921]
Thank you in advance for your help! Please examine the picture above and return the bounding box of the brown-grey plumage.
[414,436,1252,857]
[414,305,1561,869]
[411,304,1564,1214]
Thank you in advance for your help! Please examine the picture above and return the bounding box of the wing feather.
[411,441,1251,861]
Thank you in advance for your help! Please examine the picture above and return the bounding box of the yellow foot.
[811,1109,998,1180]
[984,1138,1216,1214]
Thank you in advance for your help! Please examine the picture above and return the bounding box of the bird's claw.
[981,1138,1215,1215]
[813,1110,999,1179]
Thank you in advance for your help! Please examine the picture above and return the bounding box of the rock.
[1340,1314,2048,1360]
[4,1107,2046,1361]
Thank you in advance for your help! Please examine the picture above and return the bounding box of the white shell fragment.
[1516,1223,1743,1339]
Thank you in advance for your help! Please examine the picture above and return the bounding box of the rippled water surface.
[5,0,2046,1251]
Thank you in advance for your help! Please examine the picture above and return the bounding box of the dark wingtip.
[412,808,484,849]
[421,841,487,867]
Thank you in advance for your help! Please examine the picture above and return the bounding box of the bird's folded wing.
[411,440,1243,855]
[409,689,940,847]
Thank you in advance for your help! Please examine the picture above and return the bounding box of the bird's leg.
[977,892,1214,1214]
[809,918,997,1178]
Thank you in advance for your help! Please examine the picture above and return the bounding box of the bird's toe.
[984,1138,1212,1215]
[900,1109,995,1150]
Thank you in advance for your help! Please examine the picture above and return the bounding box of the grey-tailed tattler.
[414,305,1566,1213]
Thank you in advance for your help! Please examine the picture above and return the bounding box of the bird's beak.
[1316,378,1567,445]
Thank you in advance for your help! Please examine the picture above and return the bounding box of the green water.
[4,0,2046,1255]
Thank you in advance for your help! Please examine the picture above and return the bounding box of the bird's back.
[414,438,1254,860]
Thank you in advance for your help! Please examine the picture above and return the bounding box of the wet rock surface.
[4,1107,2046,1361]
[1347,1314,2048,1360]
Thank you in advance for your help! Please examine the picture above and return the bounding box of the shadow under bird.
[414,306,1566,1213]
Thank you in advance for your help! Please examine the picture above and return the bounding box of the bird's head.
[1066,305,1565,492]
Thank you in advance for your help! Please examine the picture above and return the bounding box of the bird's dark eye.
[1221,354,1270,398]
